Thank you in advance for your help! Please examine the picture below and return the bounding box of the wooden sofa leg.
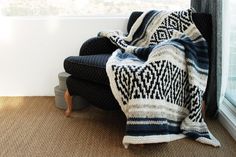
[64,89,73,117]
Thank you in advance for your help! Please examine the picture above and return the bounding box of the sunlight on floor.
[0,97,25,110]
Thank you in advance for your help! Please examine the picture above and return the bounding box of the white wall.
[0,17,128,96]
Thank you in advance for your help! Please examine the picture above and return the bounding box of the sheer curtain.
[191,0,223,117]
[224,0,236,107]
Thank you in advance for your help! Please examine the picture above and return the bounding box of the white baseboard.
[219,99,236,141]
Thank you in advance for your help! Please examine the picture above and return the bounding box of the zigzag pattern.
[109,35,128,50]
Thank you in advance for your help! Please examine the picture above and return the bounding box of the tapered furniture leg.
[64,89,73,117]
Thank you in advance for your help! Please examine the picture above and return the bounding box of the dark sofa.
[64,11,212,114]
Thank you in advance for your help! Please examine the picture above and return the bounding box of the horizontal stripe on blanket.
[127,118,181,127]
[127,106,187,116]
[159,38,209,60]
[126,124,181,136]
[126,126,211,139]
[127,122,179,127]
[166,40,209,72]
[188,65,208,81]
[127,106,187,114]
[127,121,179,126]
[126,99,189,114]
[192,35,205,43]
[127,10,159,45]
[126,108,188,122]
[181,122,209,133]
[152,40,209,65]
[148,57,208,87]
[128,111,186,122]
[187,59,208,75]
[172,39,209,70]
[147,42,209,76]
[147,44,186,63]
[145,57,208,84]
[183,131,210,139]
[123,134,186,146]
[127,117,182,124]
[176,43,208,62]
[126,105,188,116]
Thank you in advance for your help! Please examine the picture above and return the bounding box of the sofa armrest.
[79,37,118,56]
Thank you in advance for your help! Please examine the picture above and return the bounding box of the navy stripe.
[187,63,208,75]
[126,124,181,136]
[172,36,208,53]
[128,10,159,45]
[162,39,209,65]
[187,57,209,70]
[126,124,180,132]
[133,45,156,61]
[170,38,209,71]
[192,35,204,42]
[155,41,209,73]
[171,38,209,60]
[184,131,210,140]
[160,41,209,62]
[126,131,180,136]
[126,125,211,140]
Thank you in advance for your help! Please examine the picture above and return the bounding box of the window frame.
[219,0,236,141]
[219,98,236,141]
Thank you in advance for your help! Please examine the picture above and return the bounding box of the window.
[220,0,236,141]
[0,0,190,16]
[225,0,236,108]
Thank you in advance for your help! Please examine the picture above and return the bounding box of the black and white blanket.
[98,9,220,148]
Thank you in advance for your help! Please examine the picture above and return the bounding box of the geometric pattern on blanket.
[98,9,220,148]
[150,9,192,44]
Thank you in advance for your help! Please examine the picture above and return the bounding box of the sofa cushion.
[66,76,120,110]
[64,54,110,86]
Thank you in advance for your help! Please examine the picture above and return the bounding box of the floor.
[0,97,235,157]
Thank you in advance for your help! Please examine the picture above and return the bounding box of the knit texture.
[64,54,110,85]
[99,9,220,148]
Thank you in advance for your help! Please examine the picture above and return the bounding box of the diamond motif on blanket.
[150,10,193,44]
[100,9,220,148]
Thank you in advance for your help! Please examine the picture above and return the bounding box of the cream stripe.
[127,106,188,117]
[129,99,189,114]
[124,11,151,42]
[127,104,187,114]
[181,117,209,132]
[123,134,186,148]
[127,99,189,114]
[128,113,185,122]
[128,110,187,121]
[127,120,179,127]
[147,45,187,70]
[184,24,203,40]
